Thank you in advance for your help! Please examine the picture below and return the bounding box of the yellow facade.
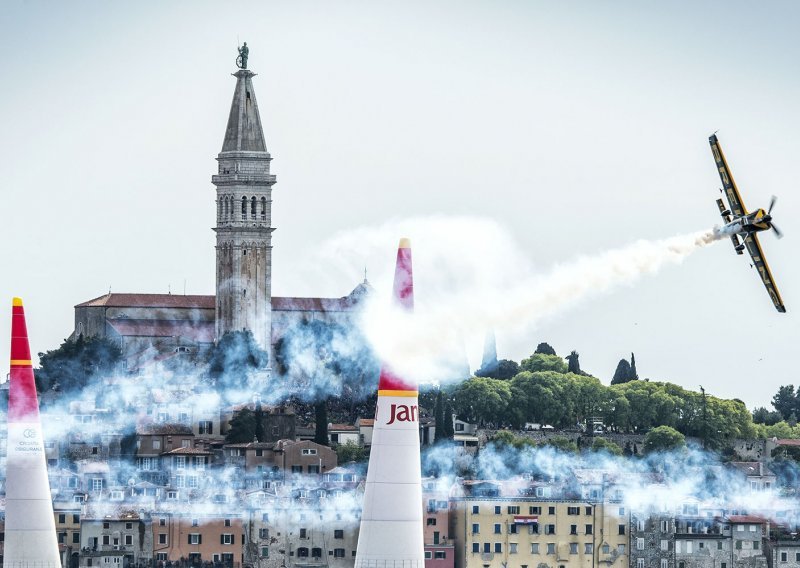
[453,499,629,568]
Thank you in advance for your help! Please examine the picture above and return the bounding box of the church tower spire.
[212,57,275,352]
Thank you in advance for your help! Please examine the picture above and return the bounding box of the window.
[570,525,577,535]
[494,543,502,553]
[679,563,685,568]
[188,534,201,545]
[508,506,520,514]
[73,533,80,544]
[738,525,745,532]
[125,523,132,530]
[153,440,161,450]
[531,506,541,514]
[297,548,309,558]
[718,542,723,550]
[333,549,345,558]
[221,534,234,545]
[568,507,580,515]
[781,553,788,563]
[125,535,132,545]
[637,519,646,531]
[676,541,682,554]
[661,540,668,551]
[495,506,501,514]
[570,543,578,555]
[686,542,693,553]
[472,506,480,514]
[302,449,318,455]
[585,543,593,554]
[334,529,344,539]
[753,541,760,550]
[472,523,480,534]
[531,543,539,554]
[494,524,502,534]
[661,520,669,532]
[425,552,432,560]
[586,524,593,535]
[159,518,166,526]
[586,506,592,515]
[58,514,66,524]
[92,478,103,492]
[547,543,556,555]
[175,456,186,470]
[618,545,625,555]
[510,544,518,554]
[291,465,302,474]
[472,543,480,553]
[427,518,437,526]
[199,421,213,435]
[619,524,626,535]
[261,547,269,558]
[195,456,206,470]
[549,507,556,515]
[637,560,645,568]
[529,523,539,535]
[619,507,625,515]
[699,542,705,549]
[435,551,446,559]
[158,534,167,545]
[795,553,800,562]
[167,491,178,500]
[661,560,668,568]
[299,528,307,539]
[509,524,518,534]
[103,536,110,545]
[192,518,199,527]
[637,538,644,550]
[545,524,556,535]
[224,519,231,527]
[602,545,610,554]
[73,514,80,523]
[750,525,758,532]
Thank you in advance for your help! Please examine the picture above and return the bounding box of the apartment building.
[452,484,629,568]
[151,512,244,567]
[423,478,454,568]
[79,512,151,568]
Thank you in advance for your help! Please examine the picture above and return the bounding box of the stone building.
[79,512,151,568]
[69,60,369,371]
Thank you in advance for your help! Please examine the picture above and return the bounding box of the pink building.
[423,478,454,568]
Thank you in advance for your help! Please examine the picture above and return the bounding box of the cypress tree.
[611,359,631,385]
[629,352,639,381]
[314,401,329,446]
[434,391,445,441]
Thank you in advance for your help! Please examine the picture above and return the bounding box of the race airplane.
[709,134,786,313]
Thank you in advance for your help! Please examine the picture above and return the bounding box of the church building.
[70,59,367,372]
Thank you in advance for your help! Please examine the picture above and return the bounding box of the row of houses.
[2,462,799,568]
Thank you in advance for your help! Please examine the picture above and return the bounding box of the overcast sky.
[1,1,797,410]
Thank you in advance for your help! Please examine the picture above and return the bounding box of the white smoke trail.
[317,217,723,384]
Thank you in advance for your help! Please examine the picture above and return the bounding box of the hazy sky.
[1,1,797,410]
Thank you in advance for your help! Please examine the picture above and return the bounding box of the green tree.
[643,425,685,454]
[590,437,623,456]
[208,330,268,387]
[611,359,632,385]
[520,353,568,374]
[37,334,122,393]
[543,436,578,453]
[534,342,557,356]
[434,391,446,441]
[566,351,581,375]
[629,353,639,381]
[336,441,366,463]
[442,397,455,437]
[509,371,572,428]
[314,401,329,446]
[772,385,797,420]
[477,359,521,380]
[453,377,512,426]
[753,407,783,425]
[254,403,266,443]
[226,408,256,443]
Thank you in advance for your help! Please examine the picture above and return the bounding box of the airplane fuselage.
[715,208,771,238]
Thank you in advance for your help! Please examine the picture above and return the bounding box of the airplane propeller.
[766,195,783,239]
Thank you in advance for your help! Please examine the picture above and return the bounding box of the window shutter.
[188,535,192,545]
[221,535,224,545]
[198,535,202,545]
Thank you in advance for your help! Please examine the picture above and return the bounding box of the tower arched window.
[251,196,257,220]
[261,197,267,221]
[225,196,230,220]
[241,197,247,221]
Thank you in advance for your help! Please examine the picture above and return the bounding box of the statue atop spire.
[236,42,249,69]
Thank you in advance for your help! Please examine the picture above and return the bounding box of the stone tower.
[212,68,276,351]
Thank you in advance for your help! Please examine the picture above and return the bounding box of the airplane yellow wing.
[709,134,748,217]
[743,232,786,312]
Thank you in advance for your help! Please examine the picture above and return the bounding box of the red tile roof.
[76,293,215,309]
[727,515,767,524]
[161,447,212,455]
[107,319,215,343]
[328,424,357,431]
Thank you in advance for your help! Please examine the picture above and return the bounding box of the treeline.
[447,345,755,449]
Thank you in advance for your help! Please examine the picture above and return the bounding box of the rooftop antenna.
[168,284,171,295]
[184,279,187,296]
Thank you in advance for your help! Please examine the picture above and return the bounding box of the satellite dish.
[128,478,135,486]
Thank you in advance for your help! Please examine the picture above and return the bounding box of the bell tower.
[212,61,275,352]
